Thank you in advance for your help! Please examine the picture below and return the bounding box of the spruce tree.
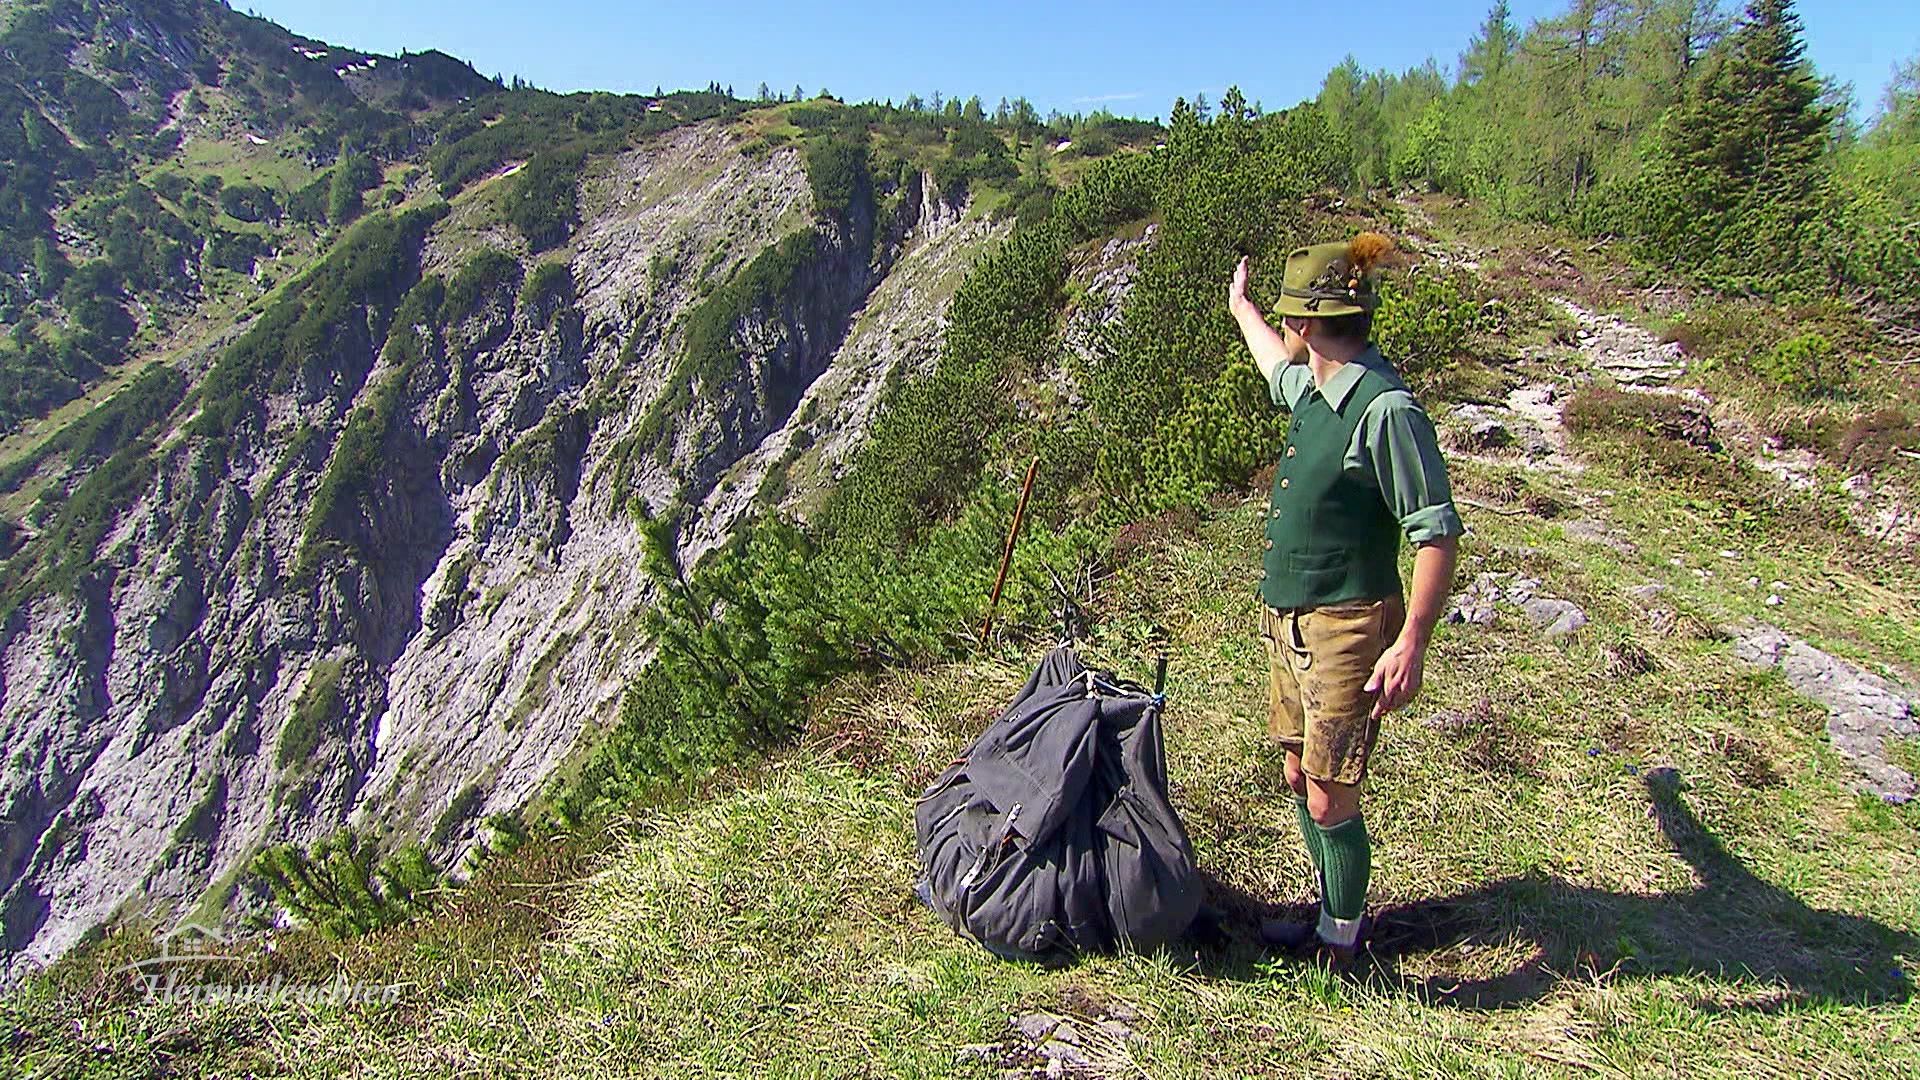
[1629,0,1836,287]
[1460,1,1518,85]
[1667,0,1831,189]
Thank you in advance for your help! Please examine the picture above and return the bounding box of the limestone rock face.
[1732,625,1918,804]
[0,122,1017,982]
[1444,572,1587,637]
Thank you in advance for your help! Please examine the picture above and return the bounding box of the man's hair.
[1319,310,1372,342]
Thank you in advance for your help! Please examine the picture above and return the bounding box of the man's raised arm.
[1228,255,1291,387]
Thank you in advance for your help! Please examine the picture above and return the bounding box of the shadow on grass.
[1194,768,1917,1011]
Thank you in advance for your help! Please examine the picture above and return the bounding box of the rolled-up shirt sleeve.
[1270,363,1312,410]
[1351,391,1465,544]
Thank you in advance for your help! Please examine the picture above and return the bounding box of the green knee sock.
[1294,797,1325,893]
[1313,814,1372,926]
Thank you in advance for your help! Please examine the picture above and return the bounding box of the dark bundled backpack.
[913,645,1201,960]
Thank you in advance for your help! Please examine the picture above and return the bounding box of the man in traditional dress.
[1227,235,1463,962]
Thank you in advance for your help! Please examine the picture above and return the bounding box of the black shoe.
[1261,914,1368,968]
[1258,917,1317,951]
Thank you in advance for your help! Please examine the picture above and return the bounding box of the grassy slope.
[11,459,1916,1077]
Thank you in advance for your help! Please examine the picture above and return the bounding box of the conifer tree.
[1877,56,1920,145]
[1219,86,1250,124]
[249,831,442,939]
[1460,1,1518,85]
[1011,97,1040,136]
[1618,0,1836,288]
[32,236,66,293]
[1667,0,1831,190]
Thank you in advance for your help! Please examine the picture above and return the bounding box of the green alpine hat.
[1273,232,1396,318]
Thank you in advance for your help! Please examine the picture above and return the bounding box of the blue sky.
[241,1,1919,124]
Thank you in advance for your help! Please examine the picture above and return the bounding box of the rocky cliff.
[0,120,1000,980]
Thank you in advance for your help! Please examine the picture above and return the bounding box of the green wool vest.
[1259,366,1404,611]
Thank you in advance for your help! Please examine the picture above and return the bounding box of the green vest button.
[1280,477,1290,489]
[1286,446,1297,457]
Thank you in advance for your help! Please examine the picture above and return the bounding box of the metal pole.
[979,456,1040,646]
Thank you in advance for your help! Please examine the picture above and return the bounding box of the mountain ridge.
[0,0,1100,978]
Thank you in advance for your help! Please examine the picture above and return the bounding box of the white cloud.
[1071,91,1144,105]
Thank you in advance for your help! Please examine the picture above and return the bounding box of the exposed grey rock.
[1836,473,1920,548]
[1447,572,1584,635]
[671,168,986,560]
[1062,226,1156,373]
[1625,583,1668,606]
[1550,298,1686,386]
[1045,1020,1085,1049]
[686,175,1009,553]
[1467,418,1514,448]
[1522,597,1589,637]
[1732,624,1918,803]
[1445,598,1498,627]
[1752,445,1820,490]
[1444,572,1501,626]
[1446,383,1576,471]
[1562,518,1637,555]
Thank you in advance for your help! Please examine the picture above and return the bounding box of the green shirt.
[1267,347,1464,545]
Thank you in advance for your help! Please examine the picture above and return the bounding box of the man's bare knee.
[1283,752,1308,797]
[1305,779,1361,827]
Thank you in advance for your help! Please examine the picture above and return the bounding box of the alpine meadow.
[2,0,1919,1076]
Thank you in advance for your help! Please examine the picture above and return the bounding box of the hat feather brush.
[1346,232,1397,273]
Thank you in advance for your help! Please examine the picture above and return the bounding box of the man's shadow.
[1194,768,1917,1010]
